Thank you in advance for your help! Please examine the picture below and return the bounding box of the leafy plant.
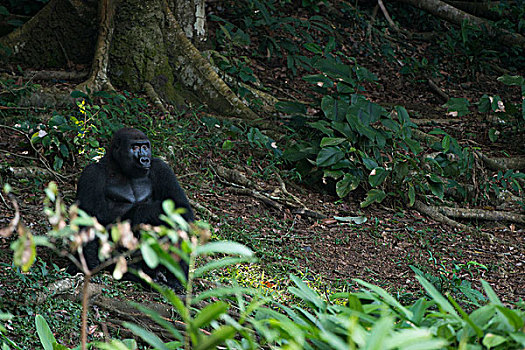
[15,89,151,170]
[279,53,434,207]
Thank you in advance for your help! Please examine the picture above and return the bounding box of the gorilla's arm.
[125,158,194,226]
[77,161,130,226]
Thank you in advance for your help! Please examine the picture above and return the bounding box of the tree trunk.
[0,0,258,120]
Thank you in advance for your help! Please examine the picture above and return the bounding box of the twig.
[427,79,449,102]
[377,0,400,33]
[0,106,47,110]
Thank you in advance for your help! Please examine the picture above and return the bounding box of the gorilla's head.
[110,128,152,178]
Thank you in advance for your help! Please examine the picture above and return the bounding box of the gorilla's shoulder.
[80,157,109,175]
[151,158,171,170]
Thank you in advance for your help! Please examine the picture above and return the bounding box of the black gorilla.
[75,127,194,291]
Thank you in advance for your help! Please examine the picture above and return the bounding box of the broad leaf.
[360,189,386,208]
[368,167,389,187]
[336,173,360,197]
[316,147,345,167]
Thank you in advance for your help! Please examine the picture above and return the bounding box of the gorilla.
[74,127,194,291]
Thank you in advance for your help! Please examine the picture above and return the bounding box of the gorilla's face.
[115,138,151,178]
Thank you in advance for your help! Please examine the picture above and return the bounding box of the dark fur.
[73,128,194,291]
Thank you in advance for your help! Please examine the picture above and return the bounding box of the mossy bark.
[1,0,260,120]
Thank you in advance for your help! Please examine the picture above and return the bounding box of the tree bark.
[0,0,259,121]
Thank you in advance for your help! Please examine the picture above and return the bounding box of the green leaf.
[35,315,57,350]
[368,167,389,187]
[192,301,229,329]
[482,333,507,349]
[316,147,345,167]
[303,74,334,88]
[364,316,393,350]
[275,101,307,115]
[336,173,360,197]
[131,303,183,341]
[289,274,325,310]
[303,42,323,54]
[395,106,411,124]
[323,169,344,180]
[321,95,348,121]
[355,65,378,82]
[194,325,236,350]
[361,156,378,170]
[320,137,346,147]
[416,275,459,318]
[334,216,367,224]
[481,280,503,305]
[70,90,88,98]
[123,322,168,350]
[354,279,413,320]
[140,242,159,268]
[195,241,253,256]
[488,128,499,142]
[194,257,254,278]
[497,74,525,86]
[442,135,450,153]
[308,120,333,136]
[428,181,444,199]
[443,98,470,117]
[495,306,524,331]
[408,184,415,206]
[53,156,63,170]
[221,140,234,150]
[360,189,386,208]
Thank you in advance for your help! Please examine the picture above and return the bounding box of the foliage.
[14,89,151,170]
[0,76,39,112]
[442,75,525,204]
[4,184,523,349]
[276,50,434,207]
[210,0,334,76]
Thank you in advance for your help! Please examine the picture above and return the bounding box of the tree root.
[24,70,88,81]
[144,82,170,115]
[213,164,326,219]
[438,206,525,224]
[413,200,522,249]
[76,0,116,92]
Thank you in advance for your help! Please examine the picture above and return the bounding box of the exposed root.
[438,206,525,224]
[144,82,170,115]
[76,0,116,92]
[213,164,326,219]
[413,200,522,249]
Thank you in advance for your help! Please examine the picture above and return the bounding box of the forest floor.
[0,1,524,347]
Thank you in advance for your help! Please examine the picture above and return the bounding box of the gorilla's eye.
[132,145,140,151]
[141,145,148,150]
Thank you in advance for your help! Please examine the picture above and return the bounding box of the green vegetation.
[1,184,523,349]
[0,0,524,349]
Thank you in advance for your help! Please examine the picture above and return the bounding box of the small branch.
[229,187,283,211]
[427,79,449,102]
[377,0,400,33]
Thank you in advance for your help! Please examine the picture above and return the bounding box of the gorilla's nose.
[140,157,151,167]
